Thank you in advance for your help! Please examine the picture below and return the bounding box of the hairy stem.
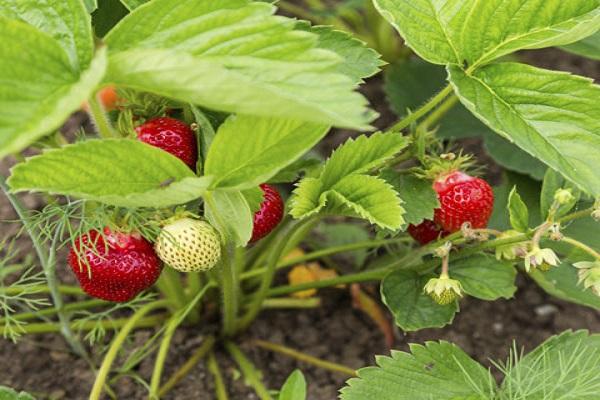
[158,336,216,398]
[220,241,238,337]
[416,94,459,130]
[260,297,321,309]
[388,85,453,133]
[224,341,272,400]
[253,339,357,377]
[89,300,169,400]
[1,285,83,296]
[562,236,600,260]
[87,94,117,139]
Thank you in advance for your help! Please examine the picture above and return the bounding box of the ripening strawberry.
[68,228,162,302]
[250,184,284,243]
[135,117,198,169]
[408,219,449,245]
[82,86,120,112]
[433,171,494,232]
[155,218,221,272]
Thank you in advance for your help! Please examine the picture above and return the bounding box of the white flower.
[524,247,560,272]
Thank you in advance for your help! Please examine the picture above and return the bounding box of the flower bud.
[574,261,600,297]
[433,241,452,258]
[554,188,574,205]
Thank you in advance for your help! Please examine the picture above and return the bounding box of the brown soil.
[1,49,599,400]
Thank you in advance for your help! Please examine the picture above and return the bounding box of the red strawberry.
[408,219,449,245]
[250,184,284,243]
[432,171,494,232]
[135,117,198,169]
[68,228,162,302]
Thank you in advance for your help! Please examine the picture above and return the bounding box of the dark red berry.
[68,228,162,302]
[408,219,449,245]
[135,117,197,169]
[432,171,494,232]
[250,184,284,243]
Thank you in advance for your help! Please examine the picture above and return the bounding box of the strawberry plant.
[0,0,599,399]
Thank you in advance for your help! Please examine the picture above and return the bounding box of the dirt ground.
[0,49,599,399]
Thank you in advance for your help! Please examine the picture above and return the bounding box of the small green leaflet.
[8,139,212,208]
[450,62,600,197]
[380,172,438,227]
[373,0,600,67]
[204,115,329,190]
[340,341,495,400]
[0,386,35,400]
[290,132,408,230]
[103,0,375,129]
[278,370,307,400]
[451,254,517,301]
[381,270,457,331]
[507,186,529,233]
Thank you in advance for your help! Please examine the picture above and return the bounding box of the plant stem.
[220,241,238,337]
[1,314,167,335]
[0,299,107,323]
[87,94,117,138]
[157,336,216,398]
[224,341,272,400]
[562,236,600,260]
[240,236,411,281]
[239,219,312,331]
[89,300,169,400]
[559,207,594,224]
[149,284,213,399]
[156,267,188,311]
[207,352,229,400]
[388,85,453,133]
[260,297,321,309]
[253,339,357,377]
[267,268,387,297]
[0,176,85,356]
[416,94,459,130]
[1,285,84,296]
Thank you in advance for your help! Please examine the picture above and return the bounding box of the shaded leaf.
[451,254,517,301]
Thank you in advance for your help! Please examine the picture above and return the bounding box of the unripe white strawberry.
[155,218,221,272]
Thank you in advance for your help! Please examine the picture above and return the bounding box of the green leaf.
[507,187,529,232]
[321,132,409,188]
[293,175,404,230]
[384,60,546,179]
[380,172,439,227]
[242,186,265,214]
[381,270,458,331]
[561,31,600,60]
[119,0,148,10]
[205,115,329,190]
[540,169,581,220]
[103,0,374,129]
[7,139,213,208]
[0,386,35,400]
[530,262,600,310]
[373,0,600,66]
[84,0,98,13]
[451,254,517,301]
[0,0,94,69]
[92,0,129,38]
[499,330,600,400]
[489,172,543,231]
[278,370,307,400]
[205,190,253,246]
[450,62,600,197]
[0,21,107,159]
[341,341,495,400]
[301,25,384,83]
